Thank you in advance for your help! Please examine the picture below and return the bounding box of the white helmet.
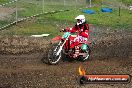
[75,15,85,25]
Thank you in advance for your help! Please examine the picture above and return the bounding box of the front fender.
[51,36,61,41]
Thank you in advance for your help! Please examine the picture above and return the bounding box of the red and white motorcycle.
[47,31,95,65]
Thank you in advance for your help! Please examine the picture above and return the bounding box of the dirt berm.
[0,36,50,54]
[0,28,131,59]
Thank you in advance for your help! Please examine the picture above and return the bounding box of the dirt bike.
[47,31,95,65]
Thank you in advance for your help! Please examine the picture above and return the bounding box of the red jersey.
[66,23,89,38]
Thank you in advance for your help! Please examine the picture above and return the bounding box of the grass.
[40,7,132,30]
[0,19,63,38]
[118,0,132,5]
[1,7,131,37]
[0,20,9,27]
[0,0,10,4]
[0,0,132,36]
[92,0,132,5]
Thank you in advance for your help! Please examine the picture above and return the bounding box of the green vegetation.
[0,18,66,38]
[0,0,132,37]
[2,7,131,37]
[92,0,132,5]
[2,22,59,37]
[40,7,132,30]
[119,0,132,5]
[0,0,10,4]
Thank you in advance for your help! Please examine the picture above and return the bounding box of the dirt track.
[0,26,132,88]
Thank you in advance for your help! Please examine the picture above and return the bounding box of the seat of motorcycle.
[71,35,77,37]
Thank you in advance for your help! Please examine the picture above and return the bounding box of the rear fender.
[85,41,91,45]
[84,41,96,46]
[79,41,91,46]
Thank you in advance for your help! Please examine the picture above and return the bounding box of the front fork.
[54,41,61,52]
[56,38,68,56]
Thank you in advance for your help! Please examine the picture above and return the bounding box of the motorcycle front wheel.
[48,44,62,65]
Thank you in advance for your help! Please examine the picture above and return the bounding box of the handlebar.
[60,29,66,32]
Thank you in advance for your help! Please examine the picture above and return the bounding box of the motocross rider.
[63,15,89,47]
[62,15,90,57]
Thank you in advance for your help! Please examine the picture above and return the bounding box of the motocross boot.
[73,46,80,58]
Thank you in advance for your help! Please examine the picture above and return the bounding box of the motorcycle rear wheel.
[79,47,91,62]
